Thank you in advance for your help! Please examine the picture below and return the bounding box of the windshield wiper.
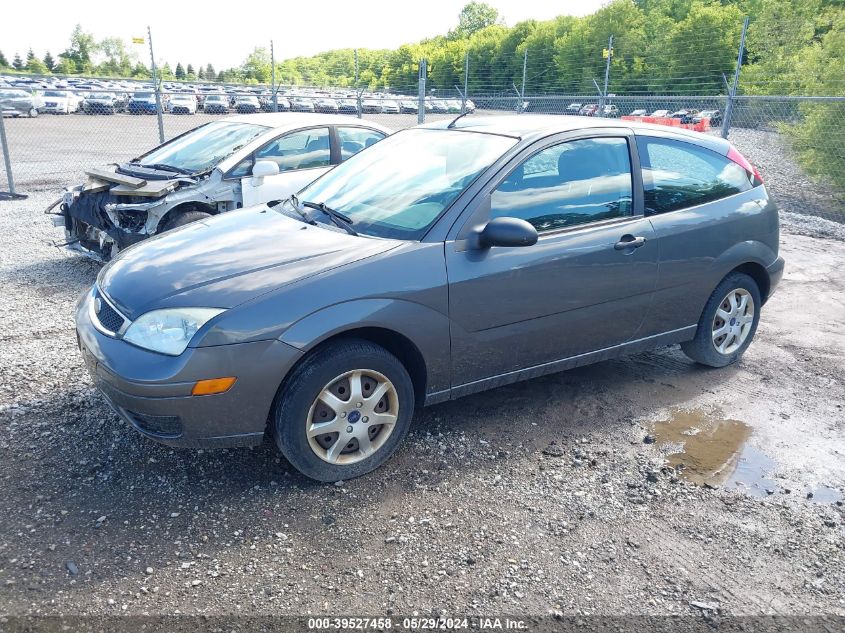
[283,194,316,225]
[300,201,358,236]
[131,162,193,175]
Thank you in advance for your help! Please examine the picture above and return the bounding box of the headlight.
[123,308,224,356]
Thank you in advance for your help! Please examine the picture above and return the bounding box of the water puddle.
[807,485,844,504]
[651,408,778,497]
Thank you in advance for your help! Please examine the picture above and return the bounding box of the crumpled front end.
[57,187,171,262]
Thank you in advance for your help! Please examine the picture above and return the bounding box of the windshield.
[134,92,153,99]
[44,91,66,97]
[207,95,225,101]
[296,128,517,240]
[138,121,267,173]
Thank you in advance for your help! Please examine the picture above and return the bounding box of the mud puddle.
[652,408,778,498]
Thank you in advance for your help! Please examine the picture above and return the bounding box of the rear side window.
[636,136,754,215]
[491,137,633,232]
[337,127,386,161]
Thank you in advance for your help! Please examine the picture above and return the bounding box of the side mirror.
[251,160,279,186]
[477,217,538,249]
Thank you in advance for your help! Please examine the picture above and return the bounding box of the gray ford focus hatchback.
[75,116,784,481]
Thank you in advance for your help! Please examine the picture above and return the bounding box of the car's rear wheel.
[28,107,38,118]
[681,272,761,368]
[163,210,212,231]
[272,338,415,482]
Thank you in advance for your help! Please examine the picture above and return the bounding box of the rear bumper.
[766,256,785,301]
[75,287,303,448]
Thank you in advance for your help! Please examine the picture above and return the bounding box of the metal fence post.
[148,26,165,144]
[0,113,16,195]
[520,49,527,102]
[271,40,278,113]
[418,59,427,124]
[722,16,749,139]
[462,53,469,114]
[600,35,613,115]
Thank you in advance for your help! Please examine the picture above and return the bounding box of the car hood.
[99,206,400,319]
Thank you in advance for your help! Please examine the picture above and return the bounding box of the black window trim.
[453,127,644,244]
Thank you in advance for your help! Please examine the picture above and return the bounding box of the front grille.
[94,290,125,333]
[126,411,182,438]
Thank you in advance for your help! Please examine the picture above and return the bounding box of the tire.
[272,338,415,482]
[163,210,212,231]
[681,272,761,368]
[28,107,38,118]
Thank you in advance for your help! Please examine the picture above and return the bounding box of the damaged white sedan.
[51,113,391,261]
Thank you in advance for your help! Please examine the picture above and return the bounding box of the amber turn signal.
[191,376,237,396]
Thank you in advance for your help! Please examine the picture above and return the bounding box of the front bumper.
[75,288,303,448]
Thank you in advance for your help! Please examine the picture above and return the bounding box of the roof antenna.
[447,109,472,129]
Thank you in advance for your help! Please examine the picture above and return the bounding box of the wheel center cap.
[347,410,361,424]
[730,317,736,326]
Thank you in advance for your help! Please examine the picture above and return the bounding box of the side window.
[337,127,386,161]
[491,137,633,232]
[636,136,753,215]
[255,127,331,171]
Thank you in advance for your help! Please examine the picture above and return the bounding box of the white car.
[41,90,82,114]
[168,94,198,115]
[55,113,392,261]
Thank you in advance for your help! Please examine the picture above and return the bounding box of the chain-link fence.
[2,12,843,223]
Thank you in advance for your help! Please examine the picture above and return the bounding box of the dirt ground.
[0,192,843,623]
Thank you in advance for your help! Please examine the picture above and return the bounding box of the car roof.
[223,112,393,132]
[420,114,730,153]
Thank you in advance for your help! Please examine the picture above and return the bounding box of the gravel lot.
[0,181,844,622]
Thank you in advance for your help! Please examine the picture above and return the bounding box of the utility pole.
[722,17,749,139]
[418,59,427,124]
[270,40,278,112]
[147,26,165,143]
[600,34,613,115]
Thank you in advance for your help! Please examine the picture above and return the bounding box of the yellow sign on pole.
[602,47,613,59]
[132,37,145,45]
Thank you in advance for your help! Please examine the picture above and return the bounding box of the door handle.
[614,235,647,250]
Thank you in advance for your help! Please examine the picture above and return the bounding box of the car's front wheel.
[681,272,761,367]
[272,339,415,481]
[28,107,38,118]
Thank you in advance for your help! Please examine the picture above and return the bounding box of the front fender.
[279,298,451,398]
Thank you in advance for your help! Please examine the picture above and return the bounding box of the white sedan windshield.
[138,121,267,173]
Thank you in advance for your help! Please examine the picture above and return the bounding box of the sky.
[1,0,606,70]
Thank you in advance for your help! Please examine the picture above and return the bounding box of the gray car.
[0,88,43,117]
[75,116,783,481]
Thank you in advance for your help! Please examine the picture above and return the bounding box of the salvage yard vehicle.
[203,94,229,114]
[168,94,198,115]
[75,115,783,482]
[51,113,391,262]
[234,95,261,114]
[0,88,43,117]
[127,92,158,114]
[41,90,81,114]
[83,92,126,114]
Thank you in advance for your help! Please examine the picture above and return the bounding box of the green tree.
[206,63,215,79]
[43,51,55,71]
[0,50,8,68]
[61,24,97,74]
[175,62,185,79]
[197,66,205,79]
[26,54,49,75]
[98,37,133,76]
[54,56,76,74]
[450,2,501,39]
[242,47,271,83]
[186,63,195,78]
[13,53,23,70]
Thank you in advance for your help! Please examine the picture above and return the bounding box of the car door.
[240,127,333,207]
[445,131,658,387]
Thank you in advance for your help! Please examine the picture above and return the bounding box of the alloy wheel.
[711,288,755,355]
[306,369,399,465]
